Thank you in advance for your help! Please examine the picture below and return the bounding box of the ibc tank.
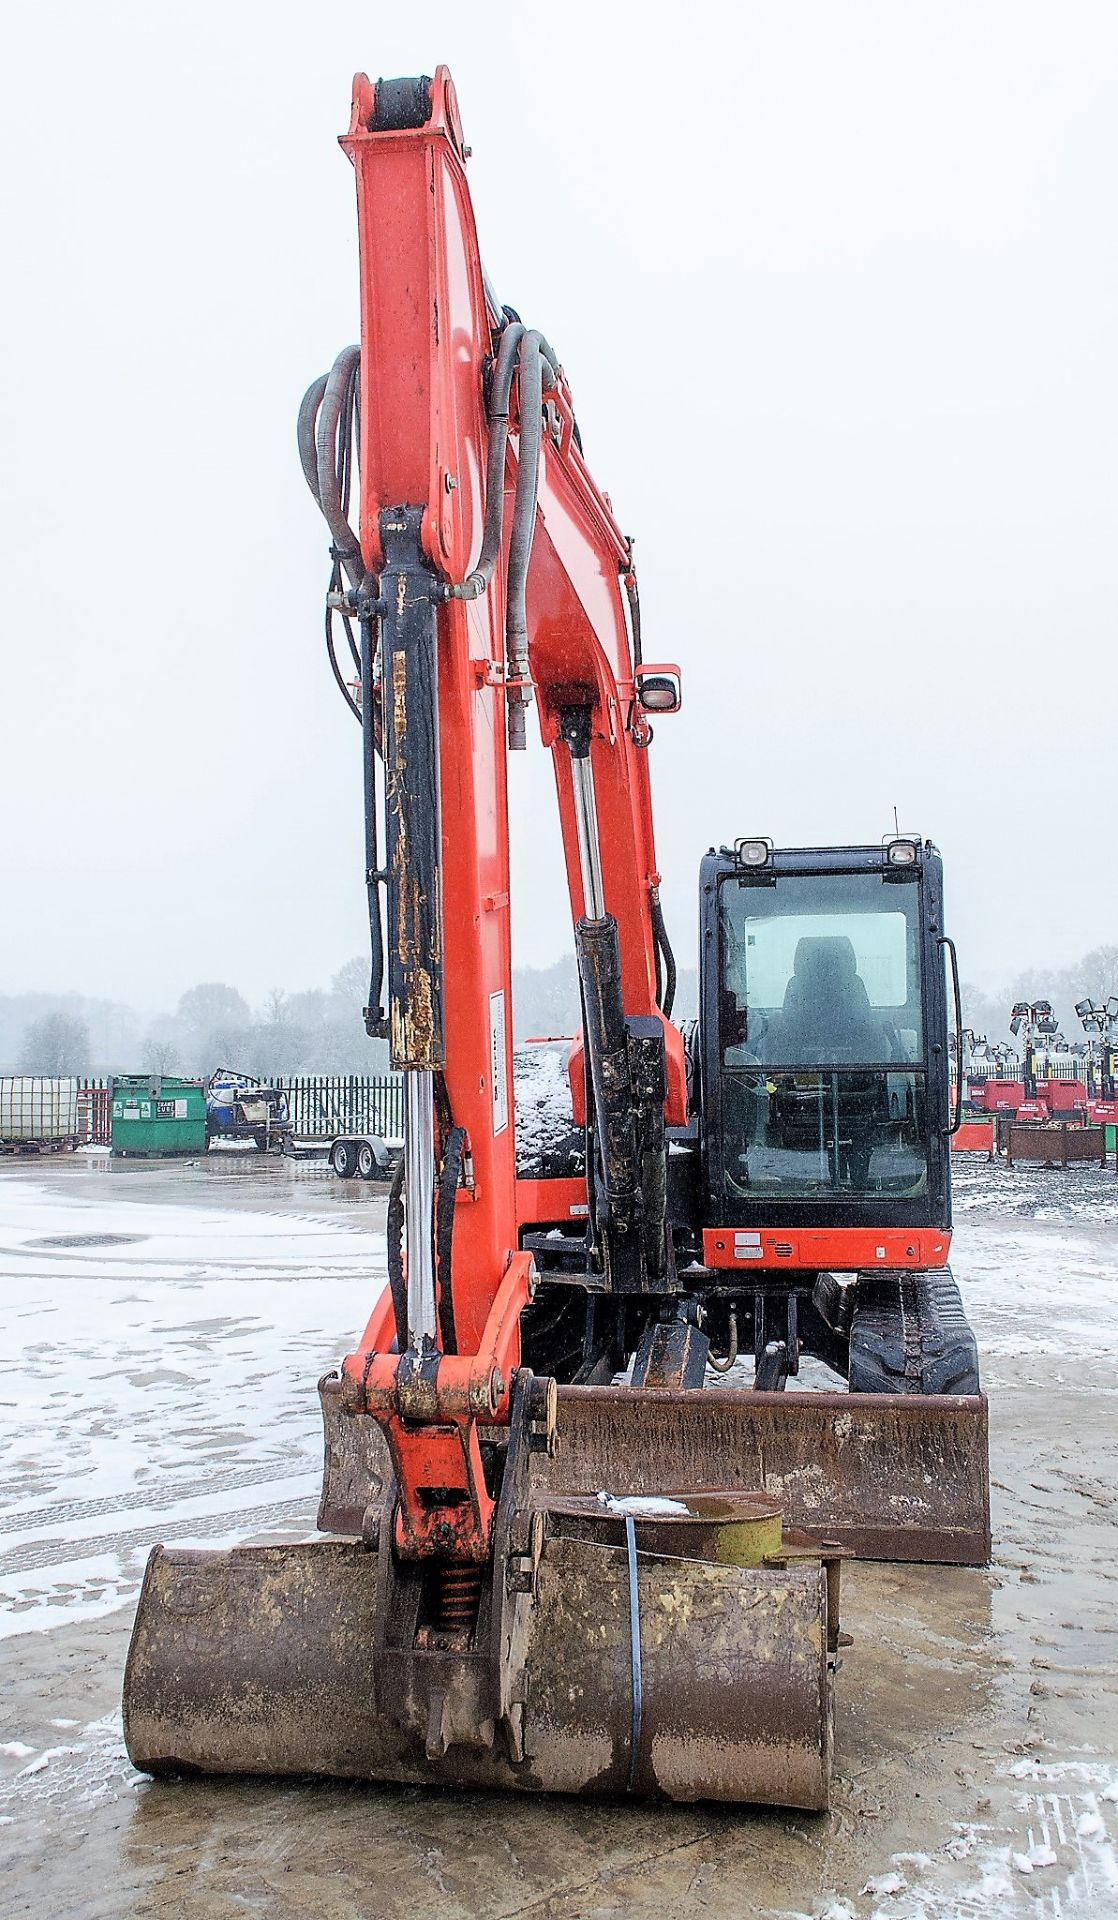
[0,1078,80,1142]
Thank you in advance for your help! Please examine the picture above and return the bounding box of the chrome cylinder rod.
[404,1070,437,1349]
[570,751,606,922]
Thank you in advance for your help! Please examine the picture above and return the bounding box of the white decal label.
[734,1229,763,1260]
[489,990,508,1135]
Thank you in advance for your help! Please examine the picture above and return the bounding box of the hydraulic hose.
[300,358,365,722]
[448,320,525,602]
[708,1307,739,1372]
[624,561,643,669]
[360,618,386,1037]
[323,590,361,723]
[297,373,329,501]
[302,317,563,756]
[300,348,388,1039]
[449,319,558,748]
[504,329,559,749]
[314,346,365,592]
[651,894,677,1020]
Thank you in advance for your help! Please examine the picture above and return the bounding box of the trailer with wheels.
[329,1132,391,1180]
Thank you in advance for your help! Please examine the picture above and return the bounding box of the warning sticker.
[489,990,508,1135]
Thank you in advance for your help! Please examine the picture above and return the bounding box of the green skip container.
[111,1075,208,1157]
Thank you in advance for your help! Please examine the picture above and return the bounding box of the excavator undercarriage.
[122,64,990,1811]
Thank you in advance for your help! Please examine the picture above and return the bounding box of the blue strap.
[624,1513,643,1791]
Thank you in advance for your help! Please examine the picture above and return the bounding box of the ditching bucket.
[123,1524,833,1807]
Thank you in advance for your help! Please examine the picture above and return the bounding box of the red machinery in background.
[1077,996,1118,1124]
[984,1000,1088,1122]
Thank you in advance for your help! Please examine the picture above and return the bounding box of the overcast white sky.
[1,1,1114,1010]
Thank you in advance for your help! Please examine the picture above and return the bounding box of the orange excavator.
[123,68,989,1809]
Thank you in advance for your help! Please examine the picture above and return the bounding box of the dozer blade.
[549,1382,991,1559]
[316,1376,992,1565]
[123,1527,832,1808]
[539,1383,991,1564]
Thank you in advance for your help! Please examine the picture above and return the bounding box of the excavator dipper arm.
[318,67,690,1564]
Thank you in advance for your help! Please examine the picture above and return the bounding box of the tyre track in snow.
[0,1490,319,1580]
[0,1458,324,1537]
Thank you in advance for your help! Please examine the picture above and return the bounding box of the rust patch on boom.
[386,642,443,1069]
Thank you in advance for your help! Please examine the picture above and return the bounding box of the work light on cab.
[634,665,681,713]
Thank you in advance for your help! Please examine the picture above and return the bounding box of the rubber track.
[849,1265,980,1395]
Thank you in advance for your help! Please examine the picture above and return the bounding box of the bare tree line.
[5,960,389,1079]
[960,945,1118,1047]
[7,942,1116,1079]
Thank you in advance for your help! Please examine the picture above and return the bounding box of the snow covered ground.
[514,1040,579,1173]
[952,1151,1118,1227]
[0,1152,1115,1920]
[0,1168,382,1639]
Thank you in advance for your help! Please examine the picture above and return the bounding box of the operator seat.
[763,936,886,1065]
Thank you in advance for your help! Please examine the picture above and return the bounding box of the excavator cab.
[702,837,950,1228]
[677,835,978,1401]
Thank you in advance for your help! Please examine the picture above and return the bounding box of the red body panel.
[702,1227,952,1272]
[515,1177,589,1225]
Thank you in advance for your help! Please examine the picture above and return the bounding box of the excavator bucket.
[123,1374,988,1809]
[123,1530,832,1807]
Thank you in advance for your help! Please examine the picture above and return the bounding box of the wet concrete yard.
[1,1152,1116,1918]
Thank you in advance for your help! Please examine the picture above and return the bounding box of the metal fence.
[56,1075,404,1147]
[274,1074,405,1140]
[78,1080,112,1145]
